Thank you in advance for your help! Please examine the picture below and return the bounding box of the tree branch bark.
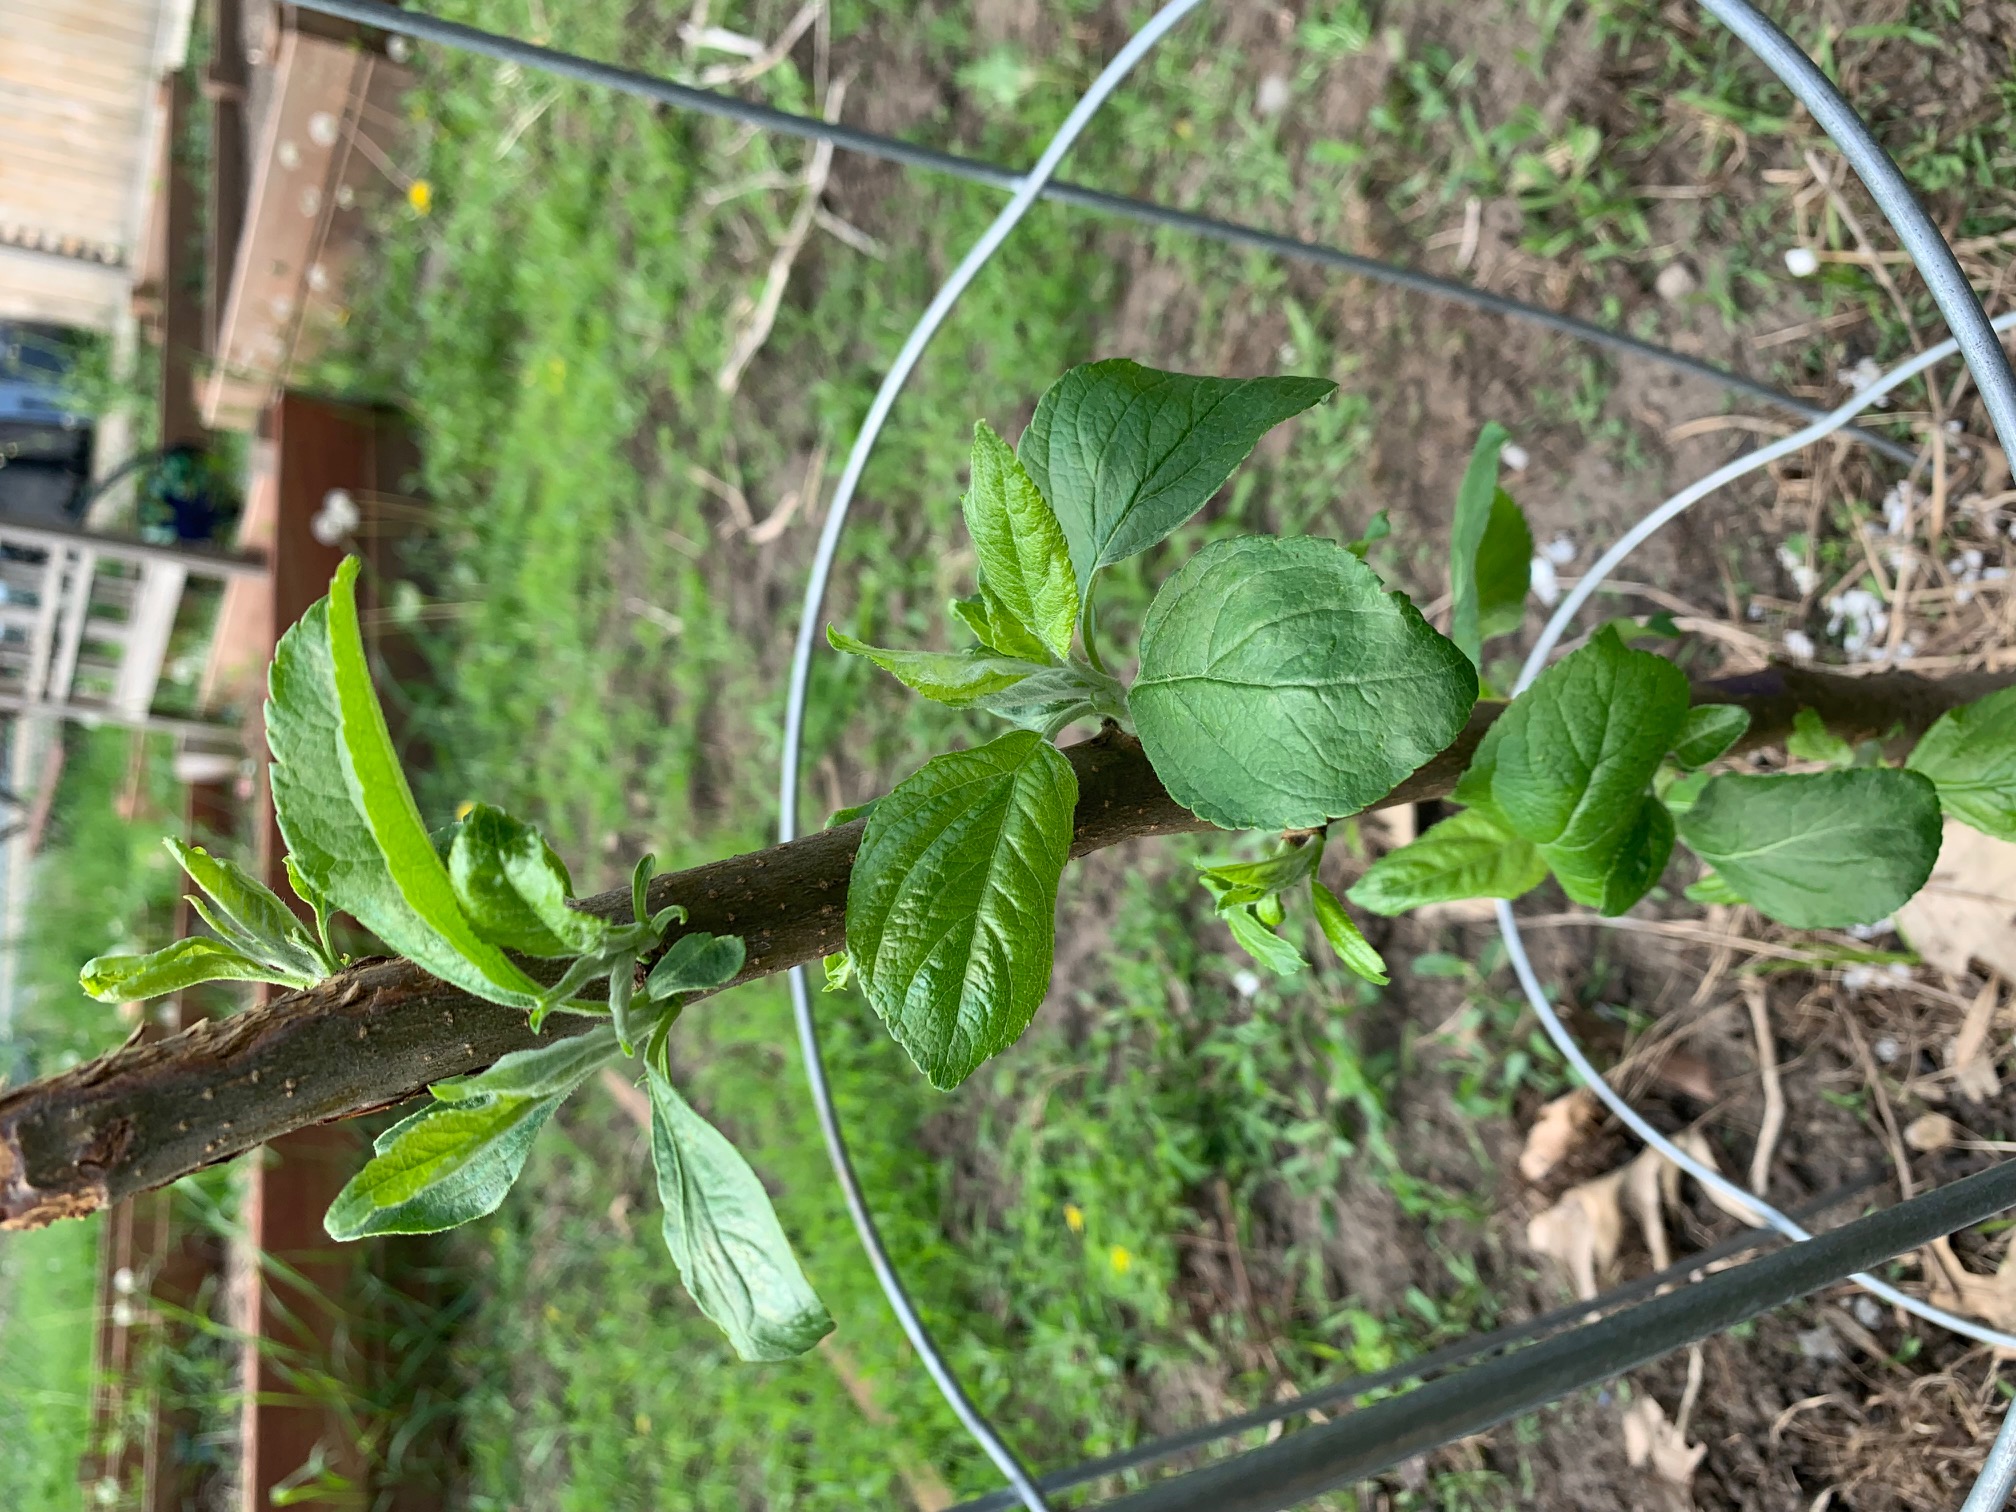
[3,662,2006,1230]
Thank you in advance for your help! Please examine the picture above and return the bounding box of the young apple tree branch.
[1,662,2003,1230]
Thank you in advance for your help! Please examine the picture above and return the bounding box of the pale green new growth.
[647,1064,833,1362]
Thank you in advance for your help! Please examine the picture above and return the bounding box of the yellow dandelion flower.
[1108,1244,1132,1276]
[1064,1203,1085,1234]
[455,799,476,820]
[407,178,433,215]
[634,1412,651,1434]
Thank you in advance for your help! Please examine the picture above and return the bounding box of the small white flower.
[312,487,361,546]
[1530,556,1560,607]
[1880,482,1916,536]
[1775,544,1819,595]
[1841,966,1877,993]
[1846,918,1894,941]
[1784,246,1820,277]
[1873,1035,1901,1063]
[1541,533,1578,566]
[1501,442,1531,473]
[111,1299,137,1328]
[1231,969,1262,1000]
[113,1266,137,1296]
[1782,629,1816,660]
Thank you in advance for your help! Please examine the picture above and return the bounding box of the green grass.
[4,728,187,1082]
[0,1216,100,1512]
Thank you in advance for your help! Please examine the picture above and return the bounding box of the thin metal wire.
[1963,1402,2016,1512]
[290,0,1920,464]
[1697,0,2016,452]
[772,5,1210,1508]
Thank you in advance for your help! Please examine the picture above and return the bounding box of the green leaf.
[1345,509,1391,559]
[167,839,330,980]
[646,932,746,1000]
[1018,359,1336,590]
[1592,794,1676,916]
[949,590,1054,664]
[823,951,855,992]
[324,1093,559,1239]
[973,663,1121,734]
[1479,627,1690,912]
[1196,842,1321,908]
[1674,769,1942,928]
[1132,535,1477,831]
[1684,870,1748,906]
[965,421,1078,661]
[1786,707,1856,768]
[1673,704,1751,768]
[826,797,882,828]
[269,561,543,1010]
[1449,423,1508,665]
[1347,809,1549,915]
[1906,686,2016,840]
[847,731,1077,1089]
[1220,904,1307,976]
[80,936,306,1003]
[429,1025,620,1103]
[646,1063,833,1361]
[1310,882,1389,984]
[1475,490,1534,642]
[448,803,605,957]
[827,628,1047,707]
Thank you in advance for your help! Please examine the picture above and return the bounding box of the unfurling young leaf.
[964,420,1078,661]
[647,932,746,1000]
[269,560,544,1011]
[1132,535,1476,832]
[1345,509,1391,559]
[1017,359,1336,591]
[1195,840,1322,908]
[328,1030,619,1241]
[449,803,606,957]
[1786,707,1856,768]
[1448,424,1534,664]
[1906,686,2016,840]
[826,629,1047,708]
[167,838,333,981]
[1672,704,1751,768]
[323,1093,560,1239]
[1674,768,1942,928]
[646,1063,833,1361]
[1311,882,1389,985]
[846,731,1077,1090]
[823,951,855,992]
[429,1025,621,1103]
[1347,808,1548,916]
[81,936,310,1003]
[1220,903,1306,976]
[1464,626,1689,914]
[826,797,882,828]
[949,589,1054,664]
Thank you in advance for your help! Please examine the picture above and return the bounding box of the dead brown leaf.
[1527,1166,1627,1300]
[1905,1112,1960,1152]
[1923,1233,2016,1351]
[1949,977,2004,1102]
[1623,1348,1707,1497]
[1520,1089,1600,1182]
[1895,822,2016,981]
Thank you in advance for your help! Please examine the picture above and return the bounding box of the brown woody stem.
[2,662,2005,1229]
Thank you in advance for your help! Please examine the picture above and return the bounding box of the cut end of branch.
[0,1128,112,1230]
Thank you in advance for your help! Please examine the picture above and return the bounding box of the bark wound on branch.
[3,663,2007,1229]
